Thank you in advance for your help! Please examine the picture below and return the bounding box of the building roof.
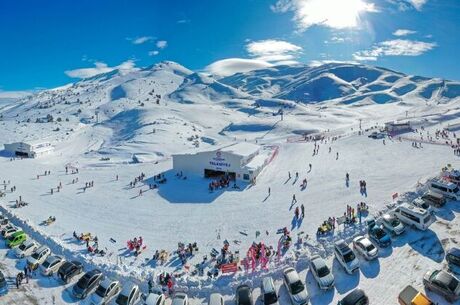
[219,142,260,158]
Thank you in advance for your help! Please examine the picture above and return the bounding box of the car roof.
[36,245,49,253]
[284,267,300,282]
[447,247,460,257]
[45,255,60,263]
[99,278,116,288]
[262,277,275,292]
[435,271,456,285]
[341,288,366,305]
[22,239,35,246]
[335,240,351,252]
[311,256,327,268]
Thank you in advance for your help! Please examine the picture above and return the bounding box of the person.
[301,204,305,218]
[268,187,271,195]
[292,194,297,204]
[309,163,312,171]
[346,173,349,181]
[295,207,299,219]
[336,152,339,160]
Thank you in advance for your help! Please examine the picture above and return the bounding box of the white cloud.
[271,0,378,31]
[205,58,274,77]
[309,59,359,67]
[149,50,160,56]
[387,0,428,11]
[353,39,436,61]
[130,36,153,45]
[0,90,32,100]
[156,40,168,49]
[393,29,416,36]
[65,60,136,79]
[246,39,302,64]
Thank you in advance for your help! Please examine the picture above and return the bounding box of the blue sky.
[0,0,459,94]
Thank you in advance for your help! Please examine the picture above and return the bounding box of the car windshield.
[264,292,278,304]
[95,285,107,297]
[365,243,376,252]
[77,277,89,289]
[7,235,16,241]
[290,280,305,294]
[448,278,459,292]
[19,243,27,250]
[317,265,330,277]
[424,216,431,223]
[375,229,386,238]
[390,218,400,227]
[454,187,460,193]
[343,251,356,262]
[42,260,51,268]
[31,252,40,259]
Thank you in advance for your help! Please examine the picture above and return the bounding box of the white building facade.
[172,142,270,182]
[4,141,54,158]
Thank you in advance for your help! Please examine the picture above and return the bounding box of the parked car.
[423,269,460,302]
[58,260,83,283]
[171,292,188,305]
[368,226,391,248]
[352,236,378,260]
[411,198,434,214]
[73,269,104,299]
[0,217,9,229]
[368,132,385,139]
[309,255,334,289]
[27,245,51,270]
[6,230,26,248]
[40,255,65,276]
[261,277,279,305]
[144,290,166,305]
[116,283,142,305]
[236,284,253,305]
[334,240,360,274]
[447,247,460,268]
[421,192,446,208]
[14,240,38,258]
[1,224,19,238]
[90,278,122,305]
[429,179,460,200]
[378,214,405,235]
[398,285,434,305]
[338,288,369,305]
[0,271,7,296]
[392,203,434,231]
[283,267,309,305]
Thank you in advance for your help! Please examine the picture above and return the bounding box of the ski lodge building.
[3,140,54,158]
[172,142,271,182]
[384,121,412,134]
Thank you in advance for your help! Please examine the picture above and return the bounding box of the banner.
[220,262,238,273]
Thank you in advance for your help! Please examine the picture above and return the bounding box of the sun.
[297,0,377,29]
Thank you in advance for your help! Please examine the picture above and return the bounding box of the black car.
[58,261,83,284]
[447,247,460,268]
[72,269,104,299]
[338,288,369,305]
[236,284,254,305]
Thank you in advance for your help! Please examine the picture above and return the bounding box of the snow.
[0,61,459,304]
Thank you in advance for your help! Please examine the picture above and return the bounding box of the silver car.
[116,283,141,305]
[282,267,309,305]
[90,278,121,305]
[379,214,405,235]
[352,236,378,260]
[423,269,460,302]
[309,255,334,290]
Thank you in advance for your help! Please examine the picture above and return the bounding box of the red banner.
[392,192,398,200]
[221,262,238,273]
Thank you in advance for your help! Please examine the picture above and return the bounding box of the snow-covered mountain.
[1,61,459,163]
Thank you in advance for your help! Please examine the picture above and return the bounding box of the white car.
[116,283,141,305]
[27,246,51,270]
[282,267,309,305]
[14,240,38,258]
[1,225,19,238]
[40,255,65,276]
[309,255,335,290]
[334,240,360,274]
[352,236,378,260]
[378,213,405,235]
[171,293,189,305]
[411,198,434,214]
[144,290,166,305]
[90,278,122,305]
